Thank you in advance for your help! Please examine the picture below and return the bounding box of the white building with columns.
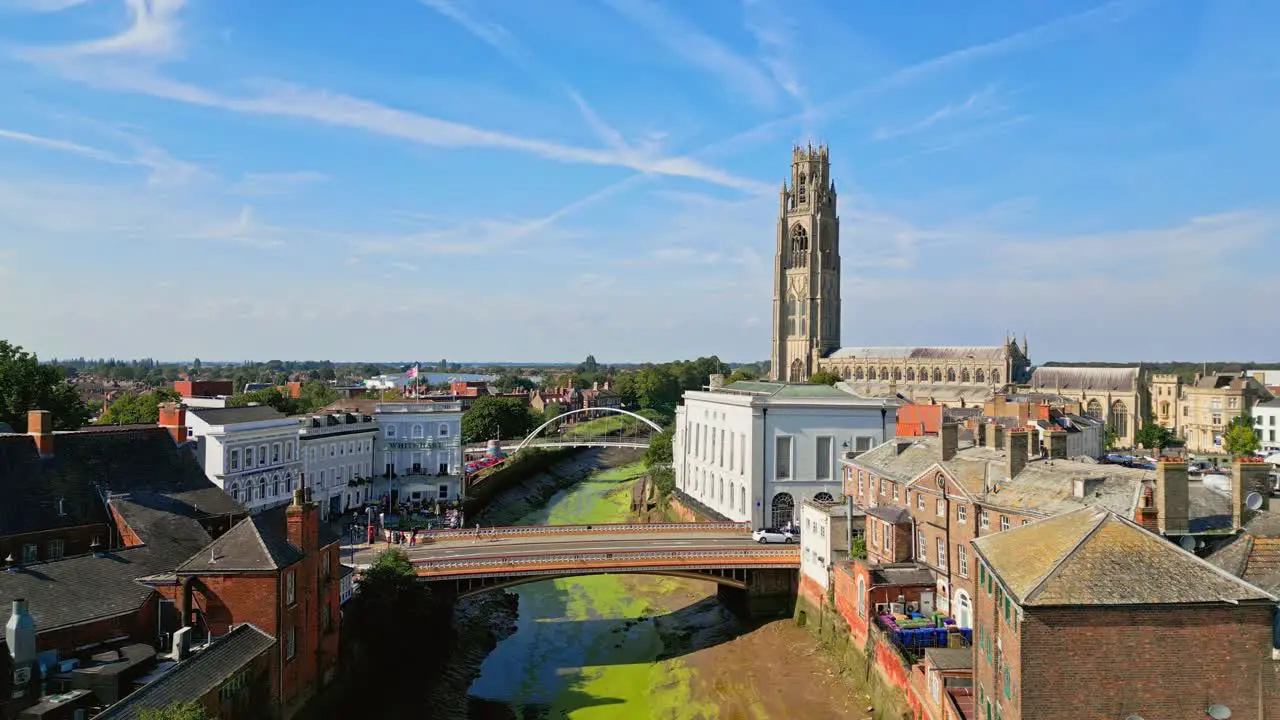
[374,401,465,504]
[299,411,379,520]
[673,379,897,529]
[183,405,303,513]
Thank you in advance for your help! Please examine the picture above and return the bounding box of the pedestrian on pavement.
[411,529,418,546]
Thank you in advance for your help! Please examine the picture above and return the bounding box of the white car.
[752,528,795,544]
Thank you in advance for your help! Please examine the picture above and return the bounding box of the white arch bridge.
[465,407,664,455]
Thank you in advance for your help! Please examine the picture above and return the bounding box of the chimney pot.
[940,422,959,462]
[27,410,54,456]
[1007,430,1029,478]
[1155,460,1190,535]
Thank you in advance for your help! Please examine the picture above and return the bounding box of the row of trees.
[0,341,91,431]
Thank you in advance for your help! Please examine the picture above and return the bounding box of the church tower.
[771,143,841,382]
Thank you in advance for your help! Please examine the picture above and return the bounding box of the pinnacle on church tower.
[770,144,841,382]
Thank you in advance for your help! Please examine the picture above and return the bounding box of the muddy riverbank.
[421,448,869,719]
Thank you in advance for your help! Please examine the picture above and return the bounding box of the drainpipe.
[759,407,768,529]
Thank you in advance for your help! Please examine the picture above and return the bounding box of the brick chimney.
[1006,429,1029,479]
[1155,460,1189,535]
[286,488,319,552]
[1232,459,1271,530]
[27,410,54,456]
[158,403,187,444]
[988,422,1004,453]
[940,422,959,462]
[1046,428,1068,460]
[976,423,988,448]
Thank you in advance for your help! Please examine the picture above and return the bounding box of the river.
[451,450,866,719]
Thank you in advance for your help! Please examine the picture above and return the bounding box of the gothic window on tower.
[789,359,804,383]
[797,173,807,203]
[789,225,809,268]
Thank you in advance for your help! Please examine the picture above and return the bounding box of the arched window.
[975,368,986,384]
[946,368,957,382]
[906,368,916,381]
[771,493,795,529]
[797,173,807,203]
[1160,401,1170,417]
[729,481,735,509]
[814,492,834,502]
[256,477,265,501]
[789,225,809,268]
[932,368,943,382]
[789,359,805,383]
[892,368,902,380]
[412,424,424,438]
[740,486,747,514]
[1086,399,1103,420]
[229,483,240,503]
[842,366,851,380]
[719,477,724,503]
[879,367,889,381]
[960,368,971,383]
[955,589,973,629]
[991,369,1000,384]
[855,367,865,380]
[1110,400,1129,439]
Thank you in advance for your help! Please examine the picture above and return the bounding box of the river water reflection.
[466,462,722,719]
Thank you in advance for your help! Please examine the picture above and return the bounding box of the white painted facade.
[186,407,303,513]
[374,402,465,503]
[363,373,412,391]
[1255,400,1280,453]
[299,412,379,520]
[800,499,849,591]
[673,382,896,529]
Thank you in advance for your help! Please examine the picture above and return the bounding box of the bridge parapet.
[420,521,749,542]
[414,547,798,576]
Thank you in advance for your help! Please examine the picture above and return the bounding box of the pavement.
[346,530,789,566]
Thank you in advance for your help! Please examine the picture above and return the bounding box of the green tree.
[1134,423,1175,454]
[138,702,208,720]
[807,370,842,386]
[0,340,91,431]
[493,373,535,393]
[226,387,295,414]
[1105,426,1118,450]
[1224,414,1261,457]
[461,396,537,444]
[648,465,675,498]
[542,402,566,426]
[644,427,673,467]
[98,388,182,425]
[727,368,758,383]
[576,354,599,375]
[296,380,339,413]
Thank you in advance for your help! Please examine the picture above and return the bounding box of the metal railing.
[419,521,747,539]
[414,547,799,572]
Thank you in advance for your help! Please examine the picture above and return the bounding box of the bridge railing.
[415,547,799,573]
[419,521,749,540]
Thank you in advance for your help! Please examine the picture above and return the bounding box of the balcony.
[876,610,971,663]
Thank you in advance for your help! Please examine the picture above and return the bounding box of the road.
[348,531,792,566]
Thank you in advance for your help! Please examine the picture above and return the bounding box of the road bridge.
[465,407,662,457]
[359,523,799,619]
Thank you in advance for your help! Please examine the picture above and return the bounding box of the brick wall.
[109,504,144,547]
[34,600,158,654]
[1019,604,1279,720]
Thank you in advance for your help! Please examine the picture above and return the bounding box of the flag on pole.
[407,365,419,379]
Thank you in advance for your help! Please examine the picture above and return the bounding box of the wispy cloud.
[6,0,97,12]
[30,0,186,58]
[880,115,1032,166]
[741,0,811,118]
[872,85,1004,141]
[605,0,779,108]
[230,171,329,197]
[182,206,287,248]
[0,126,122,162]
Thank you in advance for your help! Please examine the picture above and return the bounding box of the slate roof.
[1207,511,1280,594]
[95,623,275,720]
[866,505,912,524]
[0,427,240,538]
[869,564,936,586]
[971,508,1275,607]
[925,647,973,671]
[188,405,286,425]
[175,503,338,573]
[829,346,1011,361]
[1028,366,1140,393]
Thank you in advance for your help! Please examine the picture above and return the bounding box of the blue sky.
[0,0,1276,364]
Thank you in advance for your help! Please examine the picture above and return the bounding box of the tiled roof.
[95,623,275,720]
[175,504,337,573]
[1207,511,1280,594]
[926,647,973,671]
[829,346,1011,361]
[1028,366,1140,393]
[0,527,211,632]
[0,427,239,537]
[869,564,936,586]
[188,406,286,425]
[721,381,885,401]
[866,505,911,524]
[972,508,1275,606]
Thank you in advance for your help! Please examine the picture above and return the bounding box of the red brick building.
[173,380,235,398]
[151,491,342,717]
[971,508,1280,720]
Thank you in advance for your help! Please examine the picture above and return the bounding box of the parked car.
[752,528,795,544]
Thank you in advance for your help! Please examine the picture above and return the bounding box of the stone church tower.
[770,144,841,382]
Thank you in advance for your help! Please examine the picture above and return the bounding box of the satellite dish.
[1207,704,1232,720]
[1179,535,1197,552]
[1246,492,1264,511]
